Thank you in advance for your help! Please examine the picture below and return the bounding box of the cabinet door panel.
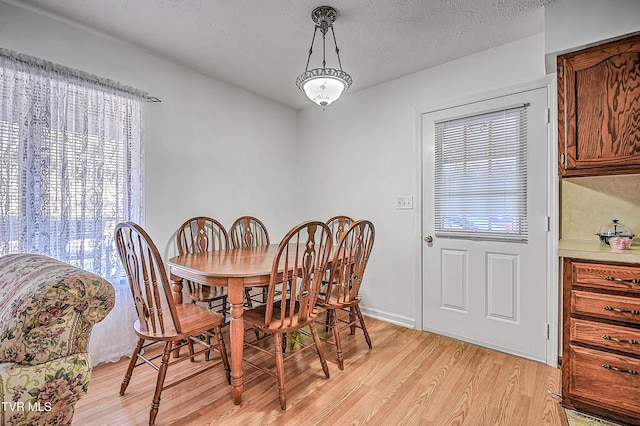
[576,53,640,163]
[568,345,640,416]
[559,34,640,177]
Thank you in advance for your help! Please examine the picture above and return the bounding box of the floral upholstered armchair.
[0,254,115,426]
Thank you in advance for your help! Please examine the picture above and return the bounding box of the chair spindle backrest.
[263,221,331,330]
[324,220,375,305]
[230,216,270,248]
[326,215,354,245]
[176,216,229,255]
[114,222,181,335]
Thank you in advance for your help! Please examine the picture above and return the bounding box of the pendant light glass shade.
[296,6,352,108]
[296,68,352,107]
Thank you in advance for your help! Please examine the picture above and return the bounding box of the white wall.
[296,34,547,327]
[0,1,299,256]
[543,0,640,73]
[294,0,640,333]
[4,0,640,334]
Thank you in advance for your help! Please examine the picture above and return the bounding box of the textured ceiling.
[9,0,556,109]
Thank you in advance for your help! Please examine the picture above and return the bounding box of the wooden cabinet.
[558,34,640,177]
[562,258,640,424]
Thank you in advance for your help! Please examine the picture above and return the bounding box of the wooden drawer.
[570,318,640,356]
[567,345,640,417]
[571,290,640,325]
[572,261,640,294]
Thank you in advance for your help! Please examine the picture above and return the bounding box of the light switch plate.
[395,195,413,210]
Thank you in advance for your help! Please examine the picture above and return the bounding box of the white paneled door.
[421,87,549,362]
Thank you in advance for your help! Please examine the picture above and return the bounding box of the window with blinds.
[434,104,528,241]
[0,56,144,275]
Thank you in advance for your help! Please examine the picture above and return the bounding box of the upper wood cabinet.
[558,34,640,177]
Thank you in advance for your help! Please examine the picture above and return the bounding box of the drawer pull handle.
[602,335,639,345]
[604,306,640,315]
[605,276,640,284]
[602,363,638,375]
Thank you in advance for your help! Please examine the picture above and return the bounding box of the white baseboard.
[359,305,415,329]
[360,305,547,364]
[420,326,547,364]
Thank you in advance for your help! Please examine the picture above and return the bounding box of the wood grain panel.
[572,260,640,294]
[571,289,640,325]
[567,345,640,417]
[558,34,640,177]
[576,53,640,161]
[570,318,640,357]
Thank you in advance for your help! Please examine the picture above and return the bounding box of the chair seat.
[243,302,321,333]
[133,303,225,340]
[318,299,356,309]
[318,286,360,307]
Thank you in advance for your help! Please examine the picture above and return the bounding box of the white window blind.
[434,104,529,241]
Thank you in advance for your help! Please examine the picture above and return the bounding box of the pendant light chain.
[304,28,318,72]
[322,28,327,69]
[331,27,344,72]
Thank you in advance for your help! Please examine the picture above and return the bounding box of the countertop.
[558,239,640,264]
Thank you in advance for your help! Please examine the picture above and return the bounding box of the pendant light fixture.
[296,6,352,108]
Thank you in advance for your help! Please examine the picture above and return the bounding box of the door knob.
[424,235,433,243]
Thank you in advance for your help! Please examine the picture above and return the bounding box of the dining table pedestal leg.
[228,277,245,405]
[169,274,184,305]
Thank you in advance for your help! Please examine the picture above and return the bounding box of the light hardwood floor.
[73,317,566,425]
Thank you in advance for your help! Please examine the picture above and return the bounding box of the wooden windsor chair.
[230,215,270,248]
[317,220,375,370]
[230,215,271,306]
[176,216,232,319]
[326,215,354,245]
[114,222,230,426]
[321,215,355,316]
[241,220,332,410]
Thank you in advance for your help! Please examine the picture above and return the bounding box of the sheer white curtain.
[0,50,144,365]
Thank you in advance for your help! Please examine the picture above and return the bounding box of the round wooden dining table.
[167,244,279,405]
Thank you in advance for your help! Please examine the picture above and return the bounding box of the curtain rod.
[0,47,161,103]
